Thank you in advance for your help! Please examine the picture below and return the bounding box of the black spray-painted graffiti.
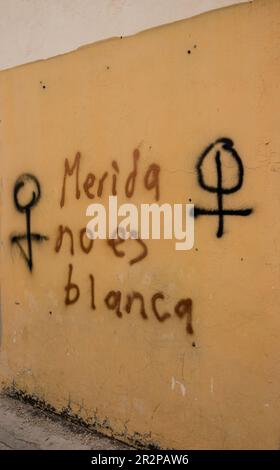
[194,138,253,238]
[8,140,254,341]
[10,174,48,271]
[10,138,254,274]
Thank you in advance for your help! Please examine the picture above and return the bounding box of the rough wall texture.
[0,0,279,449]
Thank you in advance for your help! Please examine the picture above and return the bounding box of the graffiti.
[10,138,255,338]
[125,292,148,320]
[89,274,96,310]
[194,138,253,238]
[107,233,148,265]
[80,228,94,254]
[59,149,160,207]
[64,263,80,305]
[105,289,193,334]
[174,298,193,334]
[54,224,148,265]
[151,292,171,323]
[10,174,48,271]
[55,225,74,255]
[55,225,95,256]
[104,290,122,318]
[63,263,193,334]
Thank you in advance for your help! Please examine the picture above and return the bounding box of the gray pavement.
[0,394,131,450]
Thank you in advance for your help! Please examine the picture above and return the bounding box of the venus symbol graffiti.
[10,174,48,271]
[194,138,253,237]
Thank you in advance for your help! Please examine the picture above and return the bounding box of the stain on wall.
[0,0,279,450]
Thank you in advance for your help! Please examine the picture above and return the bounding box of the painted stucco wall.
[0,0,280,449]
[0,0,251,70]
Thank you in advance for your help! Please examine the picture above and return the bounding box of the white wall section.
[0,0,252,70]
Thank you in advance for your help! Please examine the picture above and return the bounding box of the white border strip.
[0,0,252,70]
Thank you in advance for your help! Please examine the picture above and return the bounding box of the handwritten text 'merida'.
[59,149,194,250]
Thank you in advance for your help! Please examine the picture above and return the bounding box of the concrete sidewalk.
[0,394,130,450]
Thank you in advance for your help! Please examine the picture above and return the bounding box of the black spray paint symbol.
[194,138,253,238]
[11,174,48,271]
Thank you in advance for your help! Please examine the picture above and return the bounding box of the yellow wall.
[0,0,279,449]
